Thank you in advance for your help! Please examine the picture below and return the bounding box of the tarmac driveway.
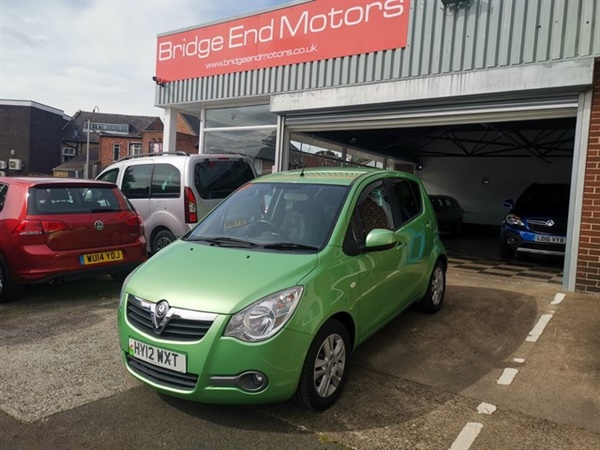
[0,268,598,449]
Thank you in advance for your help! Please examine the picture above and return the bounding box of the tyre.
[294,319,351,411]
[0,255,24,303]
[415,260,446,313]
[152,230,176,254]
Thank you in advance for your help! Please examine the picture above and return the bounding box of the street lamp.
[84,106,100,178]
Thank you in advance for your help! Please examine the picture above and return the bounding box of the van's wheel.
[294,319,350,411]
[415,260,446,313]
[152,230,176,254]
[0,255,23,303]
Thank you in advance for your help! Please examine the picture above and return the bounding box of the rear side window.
[122,164,153,199]
[29,186,127,214]
[151,164,180,198]
[194,160,255,200]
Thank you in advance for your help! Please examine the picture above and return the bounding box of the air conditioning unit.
[0,160,6,170]
[8,158,22,171]
[0,171,6,177]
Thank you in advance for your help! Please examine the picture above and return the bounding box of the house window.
[62,146,76,163]
[129,143,142,156]
[149,142,163,153]
[113,144,121,161]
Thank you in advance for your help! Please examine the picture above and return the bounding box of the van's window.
[97,168,119,184]
[151,164,181,198]
[194,160,255,200]
[122,164,153,199]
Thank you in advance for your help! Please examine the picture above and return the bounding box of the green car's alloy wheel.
[295,319,350,411]
[415,260,446,313]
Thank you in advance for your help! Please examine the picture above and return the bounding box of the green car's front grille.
[126,355,198,390]
[126,297,214,342]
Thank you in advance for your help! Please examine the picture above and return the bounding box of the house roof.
[180,113,201,135]
[61,110,162,144]
[53,148,100,172]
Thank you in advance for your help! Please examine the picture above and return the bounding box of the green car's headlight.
[224,286,304,342]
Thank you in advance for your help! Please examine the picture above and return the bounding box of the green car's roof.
[252,167,386,186]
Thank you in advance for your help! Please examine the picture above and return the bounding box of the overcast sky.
[0,0,291,119]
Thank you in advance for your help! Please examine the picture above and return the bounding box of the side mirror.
[365,229,396,252]
[504,199,514,209]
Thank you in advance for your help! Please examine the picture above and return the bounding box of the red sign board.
[156,0,410,82]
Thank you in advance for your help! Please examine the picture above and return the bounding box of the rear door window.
[151,163,181,198]
[194,159,255,200]
[389,178,422,226]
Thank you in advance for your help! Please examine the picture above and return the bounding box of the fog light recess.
[238,371,268,392]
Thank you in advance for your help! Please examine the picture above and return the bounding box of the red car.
[0,177,147,302]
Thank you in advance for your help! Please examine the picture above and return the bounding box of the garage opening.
[283,103,578,286]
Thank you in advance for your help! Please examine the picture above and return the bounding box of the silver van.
[96,152,257,253]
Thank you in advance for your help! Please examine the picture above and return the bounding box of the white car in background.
[97,152,257,253]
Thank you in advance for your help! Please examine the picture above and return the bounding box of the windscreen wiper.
[262,242,319,251]
[186,236,257,248]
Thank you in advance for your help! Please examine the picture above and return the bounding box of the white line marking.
[450,422,483,450]
[513,357,525,363]
[526,313,554,342]
[477,402,497,415]
[497,368,519,385]
[551,293,566,305]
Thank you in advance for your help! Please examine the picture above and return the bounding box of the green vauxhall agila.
[117,167,447,410]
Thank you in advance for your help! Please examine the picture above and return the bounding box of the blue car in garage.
[499,183,570,260]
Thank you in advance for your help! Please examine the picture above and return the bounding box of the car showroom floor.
[441,227,564,286]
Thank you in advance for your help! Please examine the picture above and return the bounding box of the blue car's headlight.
[505,214,524,227]
[224,286,304,342]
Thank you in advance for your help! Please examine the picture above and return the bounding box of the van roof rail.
[117,151,189,162]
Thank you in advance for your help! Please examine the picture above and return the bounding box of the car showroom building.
[153,0,600,293]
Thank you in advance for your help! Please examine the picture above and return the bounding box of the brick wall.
[577,60,600,294]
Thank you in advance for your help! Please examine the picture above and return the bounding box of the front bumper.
[500,227,566,256]
[118,308,313,405]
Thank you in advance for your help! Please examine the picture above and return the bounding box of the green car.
[117,167,447,410]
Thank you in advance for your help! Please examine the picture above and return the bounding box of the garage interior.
[287,114,576,285]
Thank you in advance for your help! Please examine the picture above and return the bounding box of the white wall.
[419,157,573,225]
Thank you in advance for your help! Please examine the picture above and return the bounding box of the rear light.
[125,214,145,238]
[125,215,141,227]
[14,220,67,235]
[184,187,198,223]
